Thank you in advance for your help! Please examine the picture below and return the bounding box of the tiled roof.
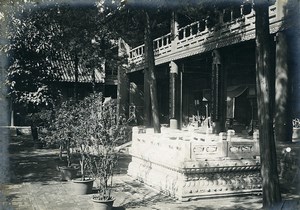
[52,52,105,84]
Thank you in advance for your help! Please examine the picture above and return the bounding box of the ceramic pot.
[72,178,94,195]
[59,166,77,181]
[91,197,115,210]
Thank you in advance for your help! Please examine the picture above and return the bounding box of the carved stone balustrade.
[128,126,261,200]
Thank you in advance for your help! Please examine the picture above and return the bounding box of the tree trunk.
[0,9,10,183]
[143,68,151,126]
[254,1,282,208]
[144,11,160,133]
[275,32,292,143]
[117,39,130,120]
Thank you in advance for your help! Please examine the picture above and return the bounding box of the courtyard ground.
[1,135,300,210]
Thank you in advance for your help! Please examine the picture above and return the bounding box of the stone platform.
[128,127,262,201]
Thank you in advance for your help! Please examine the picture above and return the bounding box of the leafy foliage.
[44,92,128,185]
[84,93,128,200]
[43,99,78,167]
[4,2,124,113]
[6,6,62,111]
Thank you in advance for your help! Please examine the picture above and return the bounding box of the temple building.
[9,50,118,127]
[118,0,299,134]
[117,0,300,200]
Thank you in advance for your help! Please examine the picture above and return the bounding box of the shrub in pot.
[43,100,79,181]
[67,97,98,195]
[86,93,128,210]
[43,97,93,193]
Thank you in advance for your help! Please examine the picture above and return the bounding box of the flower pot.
[59,166,77,181]
[91,197,115,210]
[72,178,94,195]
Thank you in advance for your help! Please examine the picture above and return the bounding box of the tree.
[0,0,11,184]
[2,1,123,148]
[48,5,114,99]
[143,10,161,132]
[254,0,281,208]
[4,1,121,110]
[98,0,176,132]
[5,5,62,112]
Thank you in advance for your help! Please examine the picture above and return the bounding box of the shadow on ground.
[9,149,62,183]
[5,135,300,210]
[8,134,131,184]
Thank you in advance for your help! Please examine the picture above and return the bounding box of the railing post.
[240,5,244,17]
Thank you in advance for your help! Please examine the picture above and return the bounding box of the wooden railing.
[128,4,281,70]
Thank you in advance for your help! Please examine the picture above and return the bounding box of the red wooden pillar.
[211,49,226,133]
[169,61,179,129]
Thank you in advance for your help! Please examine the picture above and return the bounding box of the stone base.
[128,126,262,200]
[128,156,262,200]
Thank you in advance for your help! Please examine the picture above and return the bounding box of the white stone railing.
[130,127,260,170]
[128,4,280,70]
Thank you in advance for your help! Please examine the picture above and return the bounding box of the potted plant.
[44,100,78,181]
[47,96,95,194]
[69,97,96,195]
[87,93,128,210]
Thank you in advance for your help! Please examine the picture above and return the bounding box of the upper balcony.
[128,2,288,72]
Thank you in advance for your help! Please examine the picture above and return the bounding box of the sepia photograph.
[0,0,299,209]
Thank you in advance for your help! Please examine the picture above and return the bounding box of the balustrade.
[128,126,262,200]
[130,127,260,165]
[128,3,280,68]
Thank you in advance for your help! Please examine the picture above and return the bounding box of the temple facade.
[117,0,300,200]
[118,1,299,133]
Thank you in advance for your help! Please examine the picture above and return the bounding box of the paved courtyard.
[1,136,300,210]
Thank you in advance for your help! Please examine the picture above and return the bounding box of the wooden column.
[179,64,184,129]
[275,31,292,143]
[169,61,179,129]
[170,11,179,42]
[211,50,226,133]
